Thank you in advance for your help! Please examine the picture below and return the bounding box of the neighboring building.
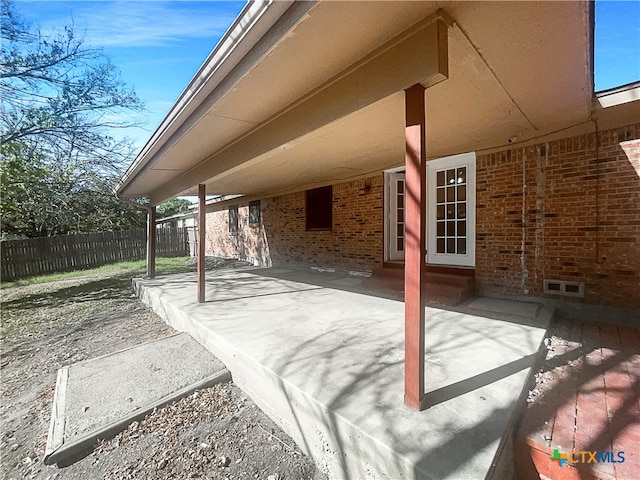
[156,208,198,257]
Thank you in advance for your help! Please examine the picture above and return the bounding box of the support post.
[146,206,156,279]
[197,184,206,303]
[404,84,426,410]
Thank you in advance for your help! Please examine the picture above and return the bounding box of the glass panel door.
[386,172,405,261]
[427,153,475,267]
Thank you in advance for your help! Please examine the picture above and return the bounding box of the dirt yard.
[0,262,325,480]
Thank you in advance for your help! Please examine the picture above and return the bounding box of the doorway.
[384,152,476,267]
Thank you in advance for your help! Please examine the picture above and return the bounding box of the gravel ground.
[0,263,325,480]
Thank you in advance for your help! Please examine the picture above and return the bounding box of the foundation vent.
[543,279,584,298]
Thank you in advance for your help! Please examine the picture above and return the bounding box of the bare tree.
[0,0,146,237]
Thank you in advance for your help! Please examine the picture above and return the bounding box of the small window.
[249,200,261,225]
[306,186,332,231]
[229,205,239,234]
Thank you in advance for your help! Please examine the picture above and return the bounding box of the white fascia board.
[596,83,640,108]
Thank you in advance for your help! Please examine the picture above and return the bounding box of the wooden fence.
[1,227,189,281]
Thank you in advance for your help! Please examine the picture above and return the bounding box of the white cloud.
[86,1,242,47]
[14,1,245,152]
[20,0,245,48]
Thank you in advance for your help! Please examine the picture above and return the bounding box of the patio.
[133,266,551,479]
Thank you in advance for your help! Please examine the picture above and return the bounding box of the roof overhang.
[596,81,640,108]
[116,0,594,205]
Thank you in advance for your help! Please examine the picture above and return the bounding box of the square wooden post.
[404,84,426,410]
[146,205,156,279]
[197,184,206,303]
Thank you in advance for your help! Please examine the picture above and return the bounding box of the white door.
[427,152,476,267]
[386,172,406,261]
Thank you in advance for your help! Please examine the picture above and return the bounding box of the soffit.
[148,1,442,175]
[119,1,592,203]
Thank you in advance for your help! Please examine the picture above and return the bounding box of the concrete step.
[424,282,472,306]
[366,268,475,305]
[371,267,475,285]
[425,272,475,290]
[371,266,404,279]
[361,276,404,294]
[362,279,474,306]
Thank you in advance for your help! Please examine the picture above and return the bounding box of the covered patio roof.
[116,0,593,205]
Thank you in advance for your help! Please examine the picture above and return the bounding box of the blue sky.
[16,0,246,148]
[14,0,640,151]
[595,0,640,91]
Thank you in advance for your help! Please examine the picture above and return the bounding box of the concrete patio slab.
[44,332,229,466]
[134,267,552,479]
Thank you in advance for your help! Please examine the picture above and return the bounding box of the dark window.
[306,186,332,231]
[229,205,238,234]
[249,200,261,225]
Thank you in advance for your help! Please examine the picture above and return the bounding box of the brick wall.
[205,175,385,270]
[205,205,272,266]
[476,124,640,309]
[205,123,639,309]
[266,176,384,269]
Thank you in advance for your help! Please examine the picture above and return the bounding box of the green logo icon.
[550,449,568,467]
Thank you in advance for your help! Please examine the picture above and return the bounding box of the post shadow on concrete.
[134,267,551,479]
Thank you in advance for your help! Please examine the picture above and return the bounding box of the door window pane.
[447,207,455,219]
[447,238,455,253]
[446,169,456,185]
[457,185,466,201]
[447,186,455,202]
[447,221,455,236]
[457,238,467,254]
[457,167,466,184]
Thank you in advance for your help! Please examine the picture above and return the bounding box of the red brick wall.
[205,175,385,270]
[476,124,640,309]
[263,176,384,269]
[205,124,639,309]
[205,205,271,266]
